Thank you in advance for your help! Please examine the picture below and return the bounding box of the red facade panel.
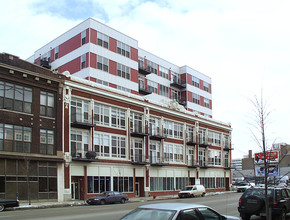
[187,91,192,102]
[187,73,192,85]
[109,37,117,53]
[109,60,117,75]
[109,83,117,89]
[131,68,138,83]
[130,47,138,62]
[90,53,97,69]
[59,34,81,58]
[90,28,97,45]
[58,57,81,74]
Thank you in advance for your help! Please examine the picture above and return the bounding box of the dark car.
[0,198,19,212]
[87,191,128,205]
[238,187,290,220]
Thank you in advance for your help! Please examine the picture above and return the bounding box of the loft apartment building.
[0,18,232,202]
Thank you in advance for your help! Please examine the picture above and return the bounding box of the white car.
[120,203,239,220]
[178,185,206,198]
[236,182,253,192]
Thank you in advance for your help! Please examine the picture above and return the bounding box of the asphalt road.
[1,193,289,220]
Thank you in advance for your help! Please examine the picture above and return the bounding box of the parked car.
[0,198,19,212]
[87,191,128,205]
[178,185,206,198]
[238,187,290,220]
[120,203,239,220]
[236,182,253,192]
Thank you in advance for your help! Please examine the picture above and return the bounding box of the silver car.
[120,203,239,220]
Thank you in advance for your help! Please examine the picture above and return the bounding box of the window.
[208,150,221,166]
[171,89,181,101]
[223,134,230,149]
[0,123,32,153]
[40,129,54,155]
[138,57,145,69]
[149,117,161,136]
[198,128,207,144]
[130,138,143,162]
[130,112,143,133]
[208,131,221,146]
[81,54,86,69]
[160,85,169,97]
[111,136,126,158]
[192,76,200,88]
[87,176,110,193]
[117,63,130,79]
[113,177,134,193]
[97,55,109,72]
[200,177,215,189]
[216,177,225,188]
[163,120,183,139]
[187,146,195,166]
[81,30,86,45]
[159,66,169,79]
[204,98,210,108]
[147,80,158,94]
[117,86,131,93]
[94,103,126,129]
[150,177,174,191]
[198,208,221,219]
[186,125,196,143]
[150,141,160,163]
[0,81,32,113]
[203,81,209,92]
[94,132,126,158]
[176,177,189,190]
[40,91,54,117]
[117,41,130,58]
[96,79,109,86]
[224,152,229,168]
[147,60,158,74]
[164,143,183,163]
[71,130,89,158]
[199,148,206,166]
[54,46,59,59]
[192,93,200,105]
[163,120,173,138]
[71,98,89,123]
[97,32,109,48]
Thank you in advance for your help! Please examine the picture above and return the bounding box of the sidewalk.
[11,191,234,211]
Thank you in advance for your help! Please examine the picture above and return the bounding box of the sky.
[1,0,289,159]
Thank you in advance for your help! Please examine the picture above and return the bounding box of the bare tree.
[249,93,271,220]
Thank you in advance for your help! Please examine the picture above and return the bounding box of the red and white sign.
[254,151,279,164]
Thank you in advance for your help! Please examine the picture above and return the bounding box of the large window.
[40,129,54,155]
[198,148,206,166]
[208,150,221,166]
[130,138,143,162]
[160,85,169,98]
[164,143,183,163]
[97,32,109,49]
[187,146,195,166]
[198,128,207,145]
[208,131,221,146]
[71,130,89,158]
[94,103,126,129]
[203,82,209,92]
[192,76,200,88]
[117,63,130,79]
[163,120,183,139]
[117,41,130,58]
[150,141,160,163]
[149,117,161,136]
[200,177,215,189]
[186,125,196,143]
[40,91,55,117]
[71,98,89,123]
[113,177,134,193]
[204,98,210,108]
[97,55,109,72]
[176,177,189,190]
[87,176,110,193]
[0,81,32,113]
[147,80,158,94]
[0,123,32,153]
[94,132,126,158]
[130,112,143,133]
[147,60,158,74]
[159,66,169,79]
[193,93,200,105]
[150,177,174,191]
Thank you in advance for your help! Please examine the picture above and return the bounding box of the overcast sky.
[1,0,289,159]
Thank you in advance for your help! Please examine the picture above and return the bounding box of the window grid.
[40,129,55,155]
[117,63,130,79]
[97,55,109,72]
[40,91,55,117]
[97,32,109,49]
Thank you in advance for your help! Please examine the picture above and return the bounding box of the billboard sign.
[254,151,279,164]
[255,165,279,176]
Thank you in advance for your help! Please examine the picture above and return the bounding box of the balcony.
[139,86,152,95]
[177,98,187,106]
[149,156,169,166]
[138,66,151,75]
[131,154,148,165]
[71,113,95,129]
[223,143,233,151]
[40,58,51,69]
[149,129,166,140]
[186,137,197,146]
[187,159,198,168]
[170,78,186,89]
[71,151,98,162]
[199,161,209,168]
[130,126,148,138]
[198,138,209,147]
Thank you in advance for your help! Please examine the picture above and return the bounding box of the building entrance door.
[135,182,139,197]
[71,182,80,200]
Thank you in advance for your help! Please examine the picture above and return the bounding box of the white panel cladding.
[181,66,211,83]
[70,164,85,176]
[124,167,133,176]
[89,18,138,48]
[90,44,138,70]
[89,68,138,91]
[187,84,212,100]
[189,170,197,178]
[167,169,174,177]
[187,102,212,115]
[146,73,170,87]
[198,168,225,177]
[87,165,99,176]
[99,166,111,176]
[135,167,145,177]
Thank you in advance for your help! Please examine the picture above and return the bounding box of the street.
[1,193,289,220]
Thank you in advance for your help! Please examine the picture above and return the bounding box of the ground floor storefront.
[61,162,231,201]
